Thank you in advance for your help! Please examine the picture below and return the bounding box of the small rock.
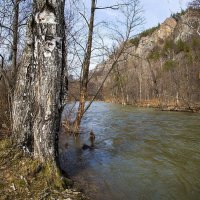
[10,183,16,191]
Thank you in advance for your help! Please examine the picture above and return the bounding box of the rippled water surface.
[60,102,200,200]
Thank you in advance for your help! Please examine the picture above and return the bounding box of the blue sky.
[141,0,191,29]
[84,0,191,30]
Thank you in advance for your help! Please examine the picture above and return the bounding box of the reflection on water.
[59,102,200,200]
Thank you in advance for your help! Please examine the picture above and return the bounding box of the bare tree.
[12,0,19,78]
[188,0,200,9]
[0,0,32,126]
[0,0,32,71]
[73,0,96,132]
[71,0,144,133]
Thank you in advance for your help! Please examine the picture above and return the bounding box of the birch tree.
[12,0,67,162]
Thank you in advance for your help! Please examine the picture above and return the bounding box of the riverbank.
[0,132,88,200]
[103,98,200,113]
[0,88,89,199]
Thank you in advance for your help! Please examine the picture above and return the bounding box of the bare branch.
[0,23,13,32]
[96,3,129,10]
[79,12,90,27]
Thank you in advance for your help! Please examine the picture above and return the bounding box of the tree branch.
[96,3,129,10]
[0,23,13,32]
[79,12,89,27]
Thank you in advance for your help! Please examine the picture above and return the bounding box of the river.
[59,102,200,200]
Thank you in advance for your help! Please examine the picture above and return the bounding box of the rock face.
[157,18,177,40]
[87,9,200,111]
[136,18,177,56]
[174,10,200,41]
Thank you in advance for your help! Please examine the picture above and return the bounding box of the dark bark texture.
[74,0,96,132]
[12,0,19,81]
[12,0,67,161]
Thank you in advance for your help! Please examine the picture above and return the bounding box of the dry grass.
[0,82,11,136]
[136,98,161,108]
[0,137,88,200]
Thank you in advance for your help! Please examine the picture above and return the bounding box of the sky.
[84,0,191,31]
[79,0,191,70]
[141,0,191,29]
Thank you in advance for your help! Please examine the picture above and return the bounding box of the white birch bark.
[12,0,67,161]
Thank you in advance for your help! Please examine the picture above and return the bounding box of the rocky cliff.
[136,18,177,56]
[82,9,200,111]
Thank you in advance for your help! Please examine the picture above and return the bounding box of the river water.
[59,102,200,200]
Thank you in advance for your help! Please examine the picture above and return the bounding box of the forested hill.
[87,9,200,112]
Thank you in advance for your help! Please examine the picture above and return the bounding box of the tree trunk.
[12,0,19,81]
[73,0,96,133]
[147,59,159,98]
[12,0,66,162]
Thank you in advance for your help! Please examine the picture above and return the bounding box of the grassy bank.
[0,84,88,200]
[0,135,88,200]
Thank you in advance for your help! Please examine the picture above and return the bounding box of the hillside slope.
[88,9,200,112]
